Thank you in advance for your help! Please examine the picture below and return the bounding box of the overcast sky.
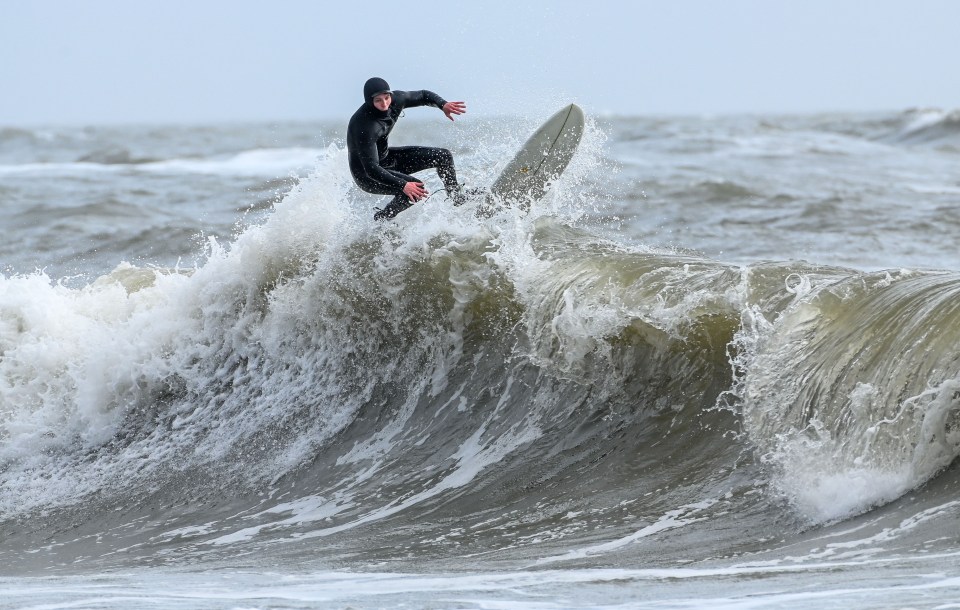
[2,0,958,125]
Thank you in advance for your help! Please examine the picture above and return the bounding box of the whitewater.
[1,108,959,608]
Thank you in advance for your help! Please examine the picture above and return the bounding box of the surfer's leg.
[352,171,402,196]
[369,169,419,221]
[389,146,462,200]
[373,193,413,221]
[353,166,421,221]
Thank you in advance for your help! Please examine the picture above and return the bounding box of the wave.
[1,129,959,568]
[740,269,960,522]
[881,108,960,145]
[0,127,41,143]
[680,179,763,202]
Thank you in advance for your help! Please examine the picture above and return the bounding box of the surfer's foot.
[449,184,487,206]
[373,199,413,221]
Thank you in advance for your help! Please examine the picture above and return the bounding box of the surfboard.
[482,103,585,212]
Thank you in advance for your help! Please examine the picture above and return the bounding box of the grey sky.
[2,0,958,125]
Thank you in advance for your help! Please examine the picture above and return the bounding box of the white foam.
[769,376,960,524]
[535,499,717,565]
[787,465,915,524]
[0,145,350,514]
[6,563,960,610]
[209,495,354,546]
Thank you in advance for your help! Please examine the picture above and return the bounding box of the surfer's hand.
[403,181,428,202]
[442,101,466,121]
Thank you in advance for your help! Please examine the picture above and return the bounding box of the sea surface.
[1,108,960,608]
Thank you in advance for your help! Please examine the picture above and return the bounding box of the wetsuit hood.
[363,77,391,104]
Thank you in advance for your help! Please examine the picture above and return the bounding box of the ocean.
[1,108,959,608]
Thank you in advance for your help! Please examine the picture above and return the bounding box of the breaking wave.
[1,128,959,571]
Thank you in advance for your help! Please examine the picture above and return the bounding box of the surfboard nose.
[487,103,586,209]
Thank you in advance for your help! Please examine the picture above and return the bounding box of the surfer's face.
[372,93,392,112]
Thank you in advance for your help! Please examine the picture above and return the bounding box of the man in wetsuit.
[347,77,469,221]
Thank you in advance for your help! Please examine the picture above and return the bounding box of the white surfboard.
[485,103,585,211]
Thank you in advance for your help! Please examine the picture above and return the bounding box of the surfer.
[347,77,473,221]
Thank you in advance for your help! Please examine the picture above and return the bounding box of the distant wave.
[0,126,39,142]
[0,147,324,177]
[139,147,324,176]
[884,108,960,145]
[76,148,159,165]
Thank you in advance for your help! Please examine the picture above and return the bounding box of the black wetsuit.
[347,81,461,220]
